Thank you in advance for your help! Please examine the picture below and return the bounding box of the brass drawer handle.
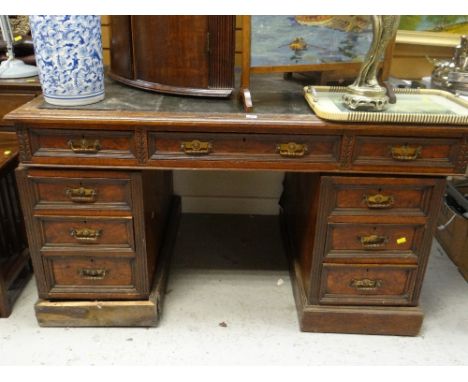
[68,138,101,154]
[79,268,107,280]
[390,145,421,161]
[65,187,97,203]
[359,234,389,249]
[69,227,102,242]
[277,142,308,157]
[364,193,394,209]
[180,140,213,155]
[350,278,382,291]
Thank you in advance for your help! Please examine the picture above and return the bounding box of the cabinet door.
[109,16,133,79]
[132,16,210,89]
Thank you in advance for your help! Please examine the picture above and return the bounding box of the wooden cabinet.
[109,16,236,97]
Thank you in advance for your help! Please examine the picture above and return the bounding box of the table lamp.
[0,15,38,79]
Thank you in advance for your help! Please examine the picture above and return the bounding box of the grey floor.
[0,214,467,366]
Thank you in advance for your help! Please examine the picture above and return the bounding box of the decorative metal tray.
[304,86,468,125]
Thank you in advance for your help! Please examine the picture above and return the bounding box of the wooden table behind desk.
[0,132,31,317]
[0,77,41,131]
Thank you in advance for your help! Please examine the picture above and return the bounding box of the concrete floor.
[0,214,467,366]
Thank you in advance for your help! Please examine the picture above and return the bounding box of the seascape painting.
[250,16,374,67]
[399,16,468,33]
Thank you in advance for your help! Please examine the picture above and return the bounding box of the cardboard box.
[436,180,468,281]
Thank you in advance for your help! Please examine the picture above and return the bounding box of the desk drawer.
[27,169,133,211]
[148,132,341,163]
[326,176,439,217]
[43,255,141,298]
[352,136,460,171]
[319,263,418,306]
[28,128,137,162]
[36,216,135,250]
[326,223,423,254]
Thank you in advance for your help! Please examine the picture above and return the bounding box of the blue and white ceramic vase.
[29,15,104,106]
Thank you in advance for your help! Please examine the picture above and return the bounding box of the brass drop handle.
[79,268,107,280]
[390,144,421,161]
[364,193,394,209]
[359,234,389,249]
[277,142,308,157]
[69,227,102,242]
[65,187,97,203]
[350,278,382,291]
[181,140,213,155]
[68,138,101,154]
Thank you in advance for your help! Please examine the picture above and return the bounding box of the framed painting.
[240,15,395,111]
[396,16,468,46]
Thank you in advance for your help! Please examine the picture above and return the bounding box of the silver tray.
[304,86,468,125]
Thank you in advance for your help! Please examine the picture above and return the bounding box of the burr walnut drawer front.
[27,128,137,163]
[148,132,341,163]
[26,169,134,211]
[351,136,460,172]
[319,263,418,306]
[43,256,140,298]
[35,216,135,250]
[325,223,424,258]
[326,176,440,217]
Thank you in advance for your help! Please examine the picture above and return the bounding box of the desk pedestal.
[281,173,445,336]
[34,197,180,327]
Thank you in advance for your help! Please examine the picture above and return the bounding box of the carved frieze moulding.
[16,126,32,163]
[455,135,468,174]
[340,134,356,168]
[135,127,148,164]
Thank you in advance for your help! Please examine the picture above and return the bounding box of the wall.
[100,16,458,215]
[390,43,453,79]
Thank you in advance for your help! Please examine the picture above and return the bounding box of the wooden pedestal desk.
[5,75,468,335]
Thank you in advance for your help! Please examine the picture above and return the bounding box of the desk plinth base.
[34,197,180,328]
[289,257,424,336]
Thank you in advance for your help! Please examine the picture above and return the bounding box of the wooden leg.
[239,88,253,112]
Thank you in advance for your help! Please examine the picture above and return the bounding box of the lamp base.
[0,58,38,79]
[342,85,389,111]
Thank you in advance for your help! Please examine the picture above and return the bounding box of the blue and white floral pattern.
[29,15,104,105]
